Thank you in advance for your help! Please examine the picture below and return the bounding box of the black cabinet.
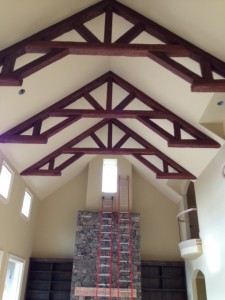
[141,261,187,300]
[25,258,73,300]
[26,259,187,300]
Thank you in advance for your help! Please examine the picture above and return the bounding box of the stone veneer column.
[70,211,141,300]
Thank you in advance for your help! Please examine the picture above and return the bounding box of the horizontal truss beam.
[25,41,189,57]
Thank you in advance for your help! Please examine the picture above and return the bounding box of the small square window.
[21,190,32,219]
[0,162,13,202]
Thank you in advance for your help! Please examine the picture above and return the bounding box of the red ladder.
[117,176,133,300]
[96,196,113,300]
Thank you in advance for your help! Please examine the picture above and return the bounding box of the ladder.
[96,196,114,300]
[117,176,133,300]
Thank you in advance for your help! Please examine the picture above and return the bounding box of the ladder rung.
[120,270,130,272]
[120,251,129,253]
[100,255,110,258]
[119,280,130,282]
[102,224,111,227]
[99,274,110,276]
[101,247,110,250]
[100,264,110,267]
[102,239,110,242]
[98,283,109,287]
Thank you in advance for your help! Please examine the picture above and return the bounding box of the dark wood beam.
[113,133,130,148]
[21,120,108,175]
[192,79,225,92]
[13,49,69,81]
[0,0,109,64]
[0,72,110,143]
[0,71,220,149]
[111,72,220,148]
[50,109,165,118]
[62,148,154,155]
[25,41,189,56]
[147,52,200,83]
[104,6,113,43]
[112,0,225,79]
[73,23,101,43]
[90,133,106,148]
[114,23,145,44]
[106,78,113,110]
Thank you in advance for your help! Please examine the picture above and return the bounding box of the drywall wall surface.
[0,151,40,300]
[86,155,132,210]
[185,144,225,300]
[32,168,87,258]
[132,169,181,261]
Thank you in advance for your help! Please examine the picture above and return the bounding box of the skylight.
[102,159,117,193]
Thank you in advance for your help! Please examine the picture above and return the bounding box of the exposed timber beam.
[0,72,220,149]
[0,1,225,90]
[21,118,196,179]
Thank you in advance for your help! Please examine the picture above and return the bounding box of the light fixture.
[18,89,25,95]
[217,100,225,107]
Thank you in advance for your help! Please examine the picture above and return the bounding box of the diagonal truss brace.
[0,1,225,91]
[21,118,195,179]
[0,72,220,149]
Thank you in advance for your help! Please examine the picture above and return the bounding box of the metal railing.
[177,208,200,242]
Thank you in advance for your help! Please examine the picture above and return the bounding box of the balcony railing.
[176,208,202,259]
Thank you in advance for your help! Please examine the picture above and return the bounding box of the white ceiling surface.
[0,0,225,200]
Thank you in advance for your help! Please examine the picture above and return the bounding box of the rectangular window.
[0,162,13,202]
[102,159,117,193]
[3,255,25,300]
[21,190,32,219]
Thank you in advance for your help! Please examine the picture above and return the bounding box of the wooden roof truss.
[0,0,225,91]
[0,72,219,179]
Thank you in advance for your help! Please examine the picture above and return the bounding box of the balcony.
[177,208,202,260]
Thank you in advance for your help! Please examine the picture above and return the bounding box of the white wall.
[185,144,225,300]
[32,167,87,258]
[133,169,181,261]
[0,151,40,300]
[32,156,181,262]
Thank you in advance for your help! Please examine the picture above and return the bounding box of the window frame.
[2,254,25,300]
[102,158,118,193]
[0,250,3,272]
[0,161,14,204]
[20,189,33,220]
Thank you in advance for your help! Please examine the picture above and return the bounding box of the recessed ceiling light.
[18,89,25,95]
[217,100,225,107]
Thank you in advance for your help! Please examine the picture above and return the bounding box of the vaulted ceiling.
[0,0,224,201]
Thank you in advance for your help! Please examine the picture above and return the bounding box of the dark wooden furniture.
[141,261,187,300]
[25,259,187,300]
[25,258,73,300]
